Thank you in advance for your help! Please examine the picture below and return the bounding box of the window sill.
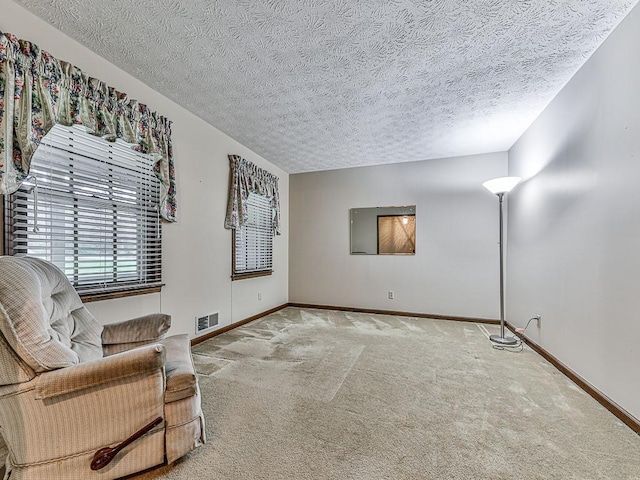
[231,270,273,281]
[80,285,163,303]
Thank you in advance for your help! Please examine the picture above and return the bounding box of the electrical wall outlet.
[535,314,541,328]
[258,292,262,301]
[388,291,394,300]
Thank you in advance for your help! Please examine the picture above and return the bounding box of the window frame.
[3,124,163,301]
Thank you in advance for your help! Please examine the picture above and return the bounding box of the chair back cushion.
[0,256,103,373]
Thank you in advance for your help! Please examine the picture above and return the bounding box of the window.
[232,192,273,279]
[4,124,162,297]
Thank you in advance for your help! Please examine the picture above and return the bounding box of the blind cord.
[24,175,40,233]
[155,204,160,239]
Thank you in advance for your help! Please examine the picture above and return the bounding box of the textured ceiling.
[14,0,639,173]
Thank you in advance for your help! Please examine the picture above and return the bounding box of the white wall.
[507,5,640,420]
[1,0,289,337]
[289,153,507,318]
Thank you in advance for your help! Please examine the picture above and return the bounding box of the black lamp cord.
[492,316,539,353]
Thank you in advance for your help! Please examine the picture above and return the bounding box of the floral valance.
[0,31,177,221]
[225,154,280,235]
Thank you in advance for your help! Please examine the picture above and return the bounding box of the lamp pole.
[490,192,516,344]
[482,177,521,345]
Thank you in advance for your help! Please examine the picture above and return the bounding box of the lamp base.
[489,334,518,346]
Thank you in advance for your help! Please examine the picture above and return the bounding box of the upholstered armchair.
[0,256,205,479]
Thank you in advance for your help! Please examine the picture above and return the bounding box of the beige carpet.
[136,307,640,479]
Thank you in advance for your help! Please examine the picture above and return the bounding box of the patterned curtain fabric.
[0,31,177,221]
[225,154,281,235]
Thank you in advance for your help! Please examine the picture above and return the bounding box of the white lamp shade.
[482,176,521,194]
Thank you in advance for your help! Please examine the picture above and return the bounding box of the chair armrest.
[101,313,171,345]
[35,344,166,400]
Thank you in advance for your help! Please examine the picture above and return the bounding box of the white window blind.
[4,124,162,295]
[233,192,273,276]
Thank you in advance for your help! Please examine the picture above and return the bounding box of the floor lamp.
[482,176,521,345]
